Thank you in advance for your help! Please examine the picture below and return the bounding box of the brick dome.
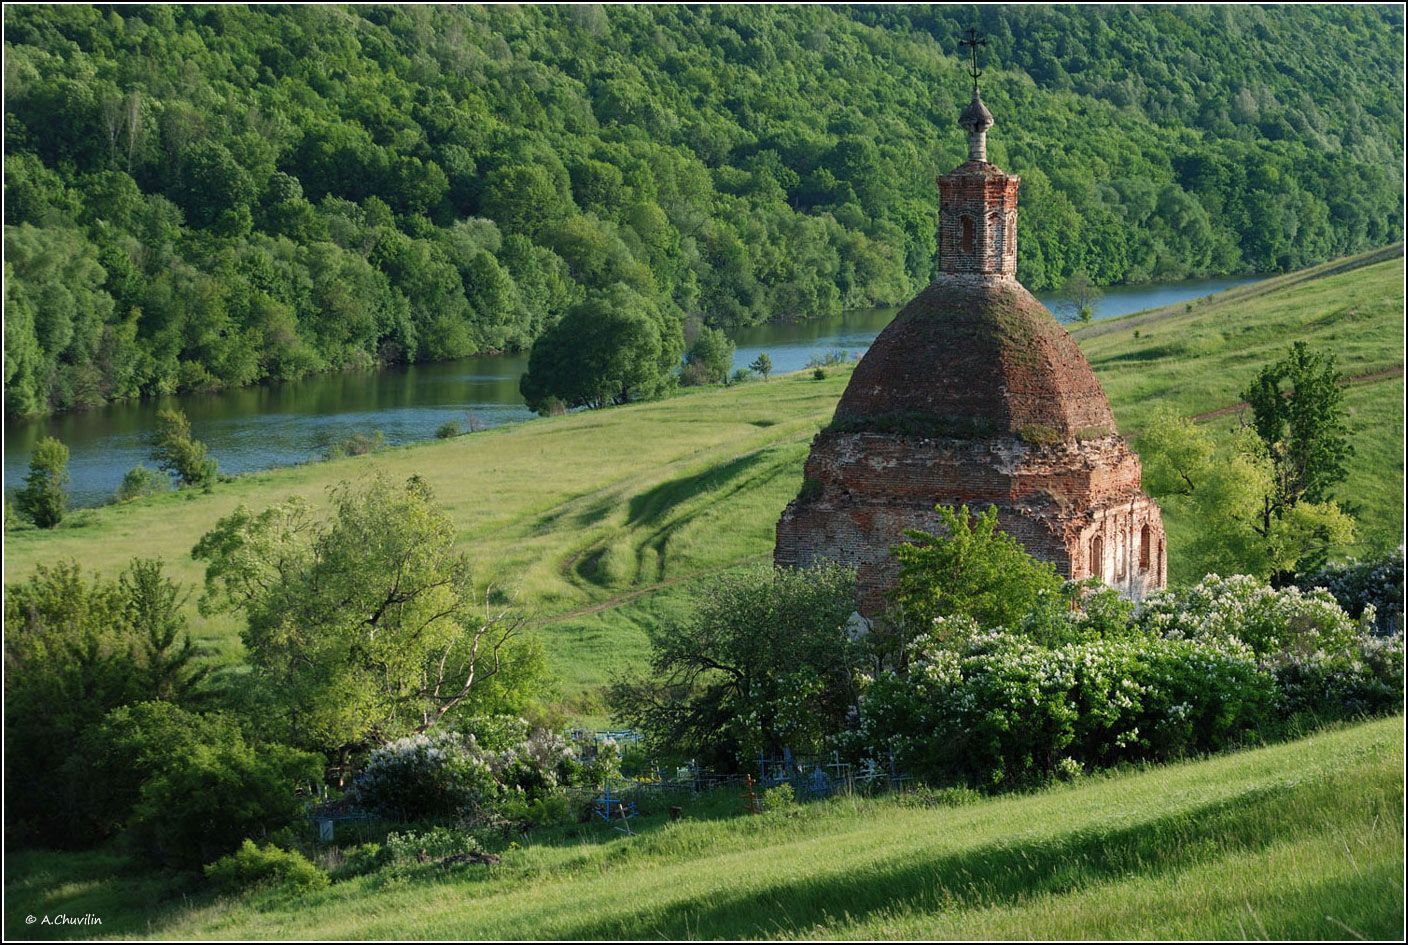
[832,276,1118,442]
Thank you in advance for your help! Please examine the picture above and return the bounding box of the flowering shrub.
[348,732,498,821]
[1139,574,1403,720]
[492,729,571,796]
[1139,573,1359,657]
[350,720,621,823]
[1271,630,1404,719]
[854,629,1275,788]
[1296,548,1404,635]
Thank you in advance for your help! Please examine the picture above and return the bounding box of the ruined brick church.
[775,81,1167,615]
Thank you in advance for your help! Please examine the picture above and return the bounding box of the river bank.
[4,274,1262,507]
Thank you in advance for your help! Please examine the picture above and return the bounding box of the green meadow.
[5,715,1401,940]
[5,246,1403,707]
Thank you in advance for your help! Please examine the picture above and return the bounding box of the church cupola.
[959,91,993,162]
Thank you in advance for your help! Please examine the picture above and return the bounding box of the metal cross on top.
[960,27,986,93]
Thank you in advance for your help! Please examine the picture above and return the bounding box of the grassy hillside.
[6,715,1402,940]
[4,248,1403,707]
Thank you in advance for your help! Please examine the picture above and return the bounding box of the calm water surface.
[4,275,1259,506]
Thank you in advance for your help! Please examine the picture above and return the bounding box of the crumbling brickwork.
[775,90,1167,614]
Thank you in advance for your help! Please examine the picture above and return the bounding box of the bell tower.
[937,31,1019,280]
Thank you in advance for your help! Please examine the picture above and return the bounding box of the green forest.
[4,4,1403,416]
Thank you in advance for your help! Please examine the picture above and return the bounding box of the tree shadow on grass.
[626,451,773,528]
[549,771,1388,940]
[629,451,791,582]
[3,848,206,941]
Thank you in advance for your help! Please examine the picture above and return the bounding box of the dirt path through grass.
[1190,365,1404,423]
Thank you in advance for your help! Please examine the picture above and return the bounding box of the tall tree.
[153,407,217,488]
[519,284,683,413]
[891,504,1063,635]
[15,436,69,529]
[1242,341,1354,525]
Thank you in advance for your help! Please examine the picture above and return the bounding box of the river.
[4,275,1259,507]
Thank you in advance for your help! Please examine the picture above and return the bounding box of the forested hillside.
[4,4,1402,416]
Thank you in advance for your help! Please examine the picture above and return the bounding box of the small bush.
[680,360,715,387]
[115,464,170,502]
[328,843,387,882]
[384,826,481,866]
[812,367,827,380]
[321,429,386,459]
[761,783,796,812]
[500,792,573,828]
[205,840,328,895]
[805,350,849,369]
[898,785,983,808]
[436,420,461,439]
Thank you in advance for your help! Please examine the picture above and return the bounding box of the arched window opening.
[1116,528,1126,579]
[1139,524,1152,571]
[960,215,975,254]
[1089,535,1104,582]
[990,212,1003,258]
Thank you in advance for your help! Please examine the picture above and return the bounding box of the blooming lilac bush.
[348,718,622,823]
[348,732,498,821]
[1139,573,1403,719]
[1296,547,1403,635]
[854,625,1274,788]
[1138,573,1359,656]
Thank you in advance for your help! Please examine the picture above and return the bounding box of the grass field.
[5,715,1402,940]
[5,246,1402,706]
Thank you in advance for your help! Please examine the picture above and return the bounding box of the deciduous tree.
[15,436,69,528]
[192,475,536,756]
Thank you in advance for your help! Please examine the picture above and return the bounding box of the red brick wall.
[776,430,1168,614]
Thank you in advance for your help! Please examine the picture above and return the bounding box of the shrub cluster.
[855,620,1276,788]
[853,572,1403,789]
[1296,548,1404,635]
[1140,574,1401,720]
[347,718,621,825]
[82,702,323,870]
[204,840,329,896]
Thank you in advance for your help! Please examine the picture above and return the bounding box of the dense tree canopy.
[5,4,1402,415]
